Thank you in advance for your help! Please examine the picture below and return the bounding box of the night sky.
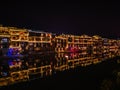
[0,1,120,38]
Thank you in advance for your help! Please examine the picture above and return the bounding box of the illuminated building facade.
[0,25,120,87]
[27,30,52,54]
[0,26,53,55]
[0,25,120,56]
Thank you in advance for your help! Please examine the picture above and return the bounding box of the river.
[0,53,120,90]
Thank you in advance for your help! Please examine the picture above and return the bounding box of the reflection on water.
[100,58,120,90]
[0,52,120,89]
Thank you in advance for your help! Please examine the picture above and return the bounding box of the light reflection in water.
[0,52,119,87]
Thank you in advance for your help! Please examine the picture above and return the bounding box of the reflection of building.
[54,53,68,71]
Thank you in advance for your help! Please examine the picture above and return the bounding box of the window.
[36,38,41,41]
[1,38,9,43]
[68,37,72,42]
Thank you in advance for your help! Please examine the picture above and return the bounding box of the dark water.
[0,53,120,90]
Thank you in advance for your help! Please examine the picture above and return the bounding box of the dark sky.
[0,1,120,38]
